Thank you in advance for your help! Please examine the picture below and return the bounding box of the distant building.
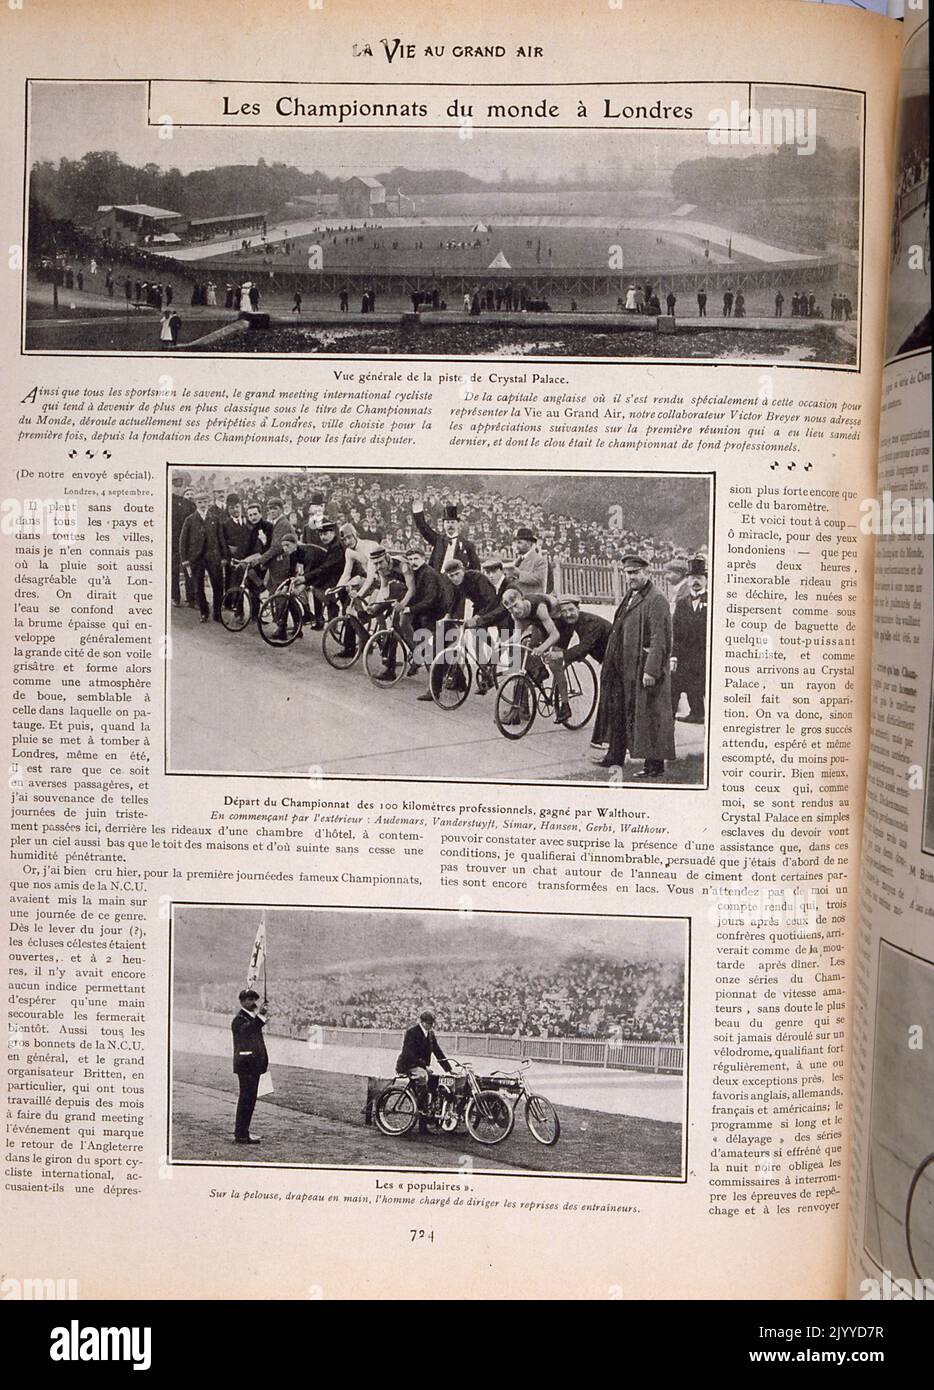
[94,203,186,245]
[288,192,342,217]
[340,176,386,218]
[186,211,269,242]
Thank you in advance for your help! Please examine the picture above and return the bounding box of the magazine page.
[847,0,933,1303]
[0,0,901,1301]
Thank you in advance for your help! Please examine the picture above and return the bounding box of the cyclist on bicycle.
[297,517,344,626]
[404,547,454,699]
[336,522,382,593]
[245,497,298,641]
[359,546,413,681]
[501,588,571,724]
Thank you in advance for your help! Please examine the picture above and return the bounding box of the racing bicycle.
[257,574,307,648]
[484,1059,561,1146]
[494,643,598,739]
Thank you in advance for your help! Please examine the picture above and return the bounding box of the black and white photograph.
[165,465,712,786]
[885,18,930,363]
[169,904,688,1180]
[26,79,862,366]
[863,940,934,1291]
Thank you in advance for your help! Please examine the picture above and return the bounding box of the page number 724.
[410,1229,435,1243]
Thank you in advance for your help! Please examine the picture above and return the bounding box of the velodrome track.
[170,1022,684,1176]
[161,213,820,267]
[173,1019,683,1122]
[166,604,706,782]
[864,945,934,1287]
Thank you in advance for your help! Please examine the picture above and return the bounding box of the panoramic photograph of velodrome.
[169,905,688,1180]
[26,79,862,366]
[165,465,712,786]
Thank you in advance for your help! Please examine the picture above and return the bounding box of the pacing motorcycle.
[373,1058,514,1145]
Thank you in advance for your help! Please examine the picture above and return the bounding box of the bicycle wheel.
[258,593,304,647]
[524,1094,560,1147]
[906,1151,934,1282]
[494,673,536,739]
[564,658,599,730]
[322,615,363,669]
[363,629,406,686]
[429,650,472,710]
[464,1090,515,1146]
[374,1086,418,1137]
[220,585,253,632]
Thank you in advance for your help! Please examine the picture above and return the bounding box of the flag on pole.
[246,914,267,990]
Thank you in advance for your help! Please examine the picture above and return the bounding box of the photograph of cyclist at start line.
[166,464,712,787]
[169,904,687,1180]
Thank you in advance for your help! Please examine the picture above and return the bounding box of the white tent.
[473,221,490,233]
[488,250,511,269]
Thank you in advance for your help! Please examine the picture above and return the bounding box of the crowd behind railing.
[179,468,703,574]
[181,954,684,1045]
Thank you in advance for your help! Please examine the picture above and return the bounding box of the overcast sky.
[29,80,862,181]
[173,905,687,970]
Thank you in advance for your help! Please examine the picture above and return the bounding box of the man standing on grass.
[232,989,268,1145]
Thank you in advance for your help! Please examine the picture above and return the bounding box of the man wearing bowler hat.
[412,496,479,573]
[514,526,548,596]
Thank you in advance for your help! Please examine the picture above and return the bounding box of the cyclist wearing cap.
[464,554,515,633]
[405,548,454,697]
[360,547,414,681]
[298,517,345,627]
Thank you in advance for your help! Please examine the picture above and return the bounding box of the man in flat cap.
[463,554,515,634]
[170,474,195,608]
[178,491,226,624]
[670,558,708,724]
[596,554,675,778]
[553,595,612,741]
[412,497,479,573]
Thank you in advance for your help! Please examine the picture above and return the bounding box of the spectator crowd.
[192,954,684,1044]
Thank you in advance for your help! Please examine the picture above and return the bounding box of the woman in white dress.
[206,281,217,306]
[239,282,253,312]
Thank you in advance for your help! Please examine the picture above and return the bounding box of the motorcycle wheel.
[464,1090,515,1145]
[374,1086,417,1136]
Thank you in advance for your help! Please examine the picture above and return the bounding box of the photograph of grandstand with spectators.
[165,465,712,786]
[169,904,688,1179]
[885,18,930,361]
[25,79,862,366]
